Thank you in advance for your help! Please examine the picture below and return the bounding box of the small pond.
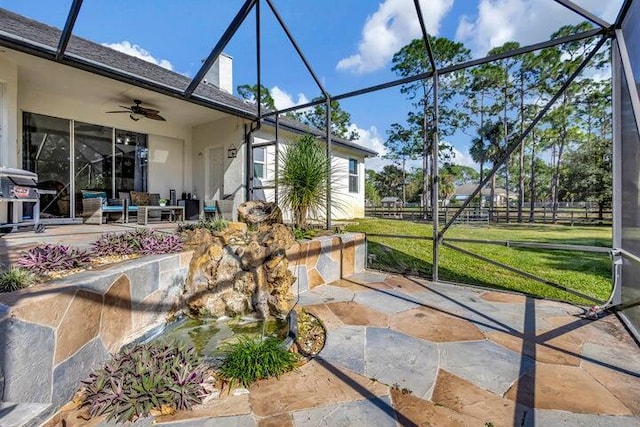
[148,315,289,361]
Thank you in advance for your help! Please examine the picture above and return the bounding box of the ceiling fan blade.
[145,112,166,121]
[105,110,130,114]
[139,106,160,114]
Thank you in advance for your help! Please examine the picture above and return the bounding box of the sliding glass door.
[115,130,148,195]
[22,112,148,219]
[23,113,71,218]
[74,122,113,217]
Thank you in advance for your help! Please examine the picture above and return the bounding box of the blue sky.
[0,0,622,171]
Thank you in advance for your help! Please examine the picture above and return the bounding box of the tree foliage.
[301,98,359,141]
[236,84,276,110]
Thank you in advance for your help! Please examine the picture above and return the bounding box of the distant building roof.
[381,196,402,203]
[454,183,507,197]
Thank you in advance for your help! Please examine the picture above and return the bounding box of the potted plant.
[159,198,168,207]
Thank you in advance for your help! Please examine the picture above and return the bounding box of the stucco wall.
[192,116,247,216]
[0,57,18,168]
[148,134,185,198]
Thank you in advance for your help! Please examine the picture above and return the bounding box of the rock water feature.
[181,201,297,320]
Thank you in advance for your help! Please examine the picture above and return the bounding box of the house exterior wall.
[192,116,247,215]
[0,52,369,222]
[0,57,18,168]
[251,127,367,220]
[0,57,195,201]
[148,135,185,198]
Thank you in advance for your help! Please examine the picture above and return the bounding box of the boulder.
[240,240,270,270]
[216,222,248,246]
[238,201,283,227]
[254,223,296,255]
[182,221,297,319]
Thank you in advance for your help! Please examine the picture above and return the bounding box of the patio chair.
[203,199,217,219]
[216,200,235,221]
[81,191,126,224]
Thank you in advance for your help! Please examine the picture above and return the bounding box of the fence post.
[543,207,546,224]
[571,210,574,226]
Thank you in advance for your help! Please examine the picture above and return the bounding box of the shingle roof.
[0,7,377,157]
[454,183,507,196]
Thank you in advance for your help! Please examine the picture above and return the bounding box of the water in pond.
[153,316,288,360]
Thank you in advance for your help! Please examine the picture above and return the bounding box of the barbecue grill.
[0,167,44,234]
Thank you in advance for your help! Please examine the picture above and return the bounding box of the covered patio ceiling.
[2,49,227,129]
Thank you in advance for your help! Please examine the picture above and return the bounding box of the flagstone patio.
[38,271,640,427]
[3,226,639,427]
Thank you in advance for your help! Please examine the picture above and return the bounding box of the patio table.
[136,205,185,225]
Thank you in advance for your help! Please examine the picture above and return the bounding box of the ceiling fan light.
[130,112,143,121]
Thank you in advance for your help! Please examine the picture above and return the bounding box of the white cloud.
[346,124,387,171]
[102,41,174,71]
[270,86,310,110]
[336,0,454,74]
[450,147,478,169]
[456,0,623,57]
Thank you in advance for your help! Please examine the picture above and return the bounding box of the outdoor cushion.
[204,206,217,212]
[130,191,150,206]
[82,190,107,199]
[102,205,124,212]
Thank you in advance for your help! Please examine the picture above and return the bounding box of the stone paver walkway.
[43,271,640,427]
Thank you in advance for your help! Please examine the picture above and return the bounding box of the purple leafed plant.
[81,343,211,423]
[139,233,184,255]
[91,229,183,257]
[16,244,91,275]
[91,232,136,257]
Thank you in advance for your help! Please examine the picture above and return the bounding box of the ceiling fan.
[106,99,166,121]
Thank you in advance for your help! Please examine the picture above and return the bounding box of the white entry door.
[206,147,224,201]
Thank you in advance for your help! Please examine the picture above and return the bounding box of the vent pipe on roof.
[203,52,233,94]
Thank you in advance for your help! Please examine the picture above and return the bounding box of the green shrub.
[81,343,211,423]
[0,267,36,292]
[292,227,313,240]
[278,134,332,228]
[218,337,298,388]
[178,218,229,233]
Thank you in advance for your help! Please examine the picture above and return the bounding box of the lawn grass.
[345,218,613,305]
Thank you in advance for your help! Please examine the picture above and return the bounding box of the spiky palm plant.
[278,134,331,228]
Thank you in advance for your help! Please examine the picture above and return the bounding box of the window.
[349,158,358,193]
[254,147,265,180]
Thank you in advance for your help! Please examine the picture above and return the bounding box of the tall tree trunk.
[422,101,430,220]
[503,77,510,223]
[490,174,496,222]
[551,139,565,224]
[402,157,406,207]
[550,144,557,223]
[479,92,485,212]
[505,163,510,222]
[529,129,537,223]
[518,72,525,222]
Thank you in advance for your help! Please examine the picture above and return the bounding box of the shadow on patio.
[1,224,639,426]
